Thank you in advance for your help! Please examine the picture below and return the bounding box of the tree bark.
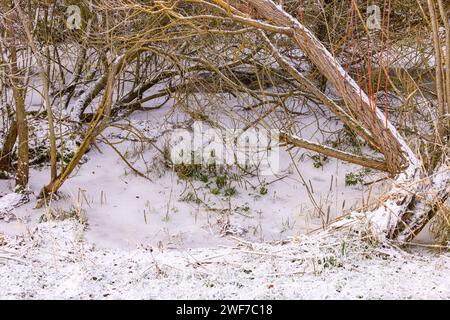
[10,45,28,188]
[3,1,29,188]
[14,1,58,181]
[39,54,128,202]
[427,0,446,145]
[214,0,448,241]
[279,132,388,172]
[0,120,17,172]
[242,0,408,174]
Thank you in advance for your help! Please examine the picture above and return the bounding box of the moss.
[224,187,237,197]
[215,175,227,189]
[345,169,370,186]
[260,186,268,195]
[311,155,328,168]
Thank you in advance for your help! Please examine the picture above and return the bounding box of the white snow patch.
[0,219,448,299]
[0,193,29,222]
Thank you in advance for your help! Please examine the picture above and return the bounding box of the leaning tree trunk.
[217,0,449,241]
[38,52,136,203]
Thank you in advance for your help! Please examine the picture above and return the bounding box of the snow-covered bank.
[1,107,446,300]
[1,106,392,249]
[0,219,448,299]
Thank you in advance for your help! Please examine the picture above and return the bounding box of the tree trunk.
[218,0,448,241]
[244,0,408,173]
[10,46,29,189]
[39,55,127,202]
[3,1,29,188]
[14,1,58,181]
[0,120,17,172]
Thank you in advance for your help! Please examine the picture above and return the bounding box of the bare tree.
[1,0,446,242]
[1,1,29,188]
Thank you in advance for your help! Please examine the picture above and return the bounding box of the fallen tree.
[4,0,446,242]
[201,0,449,242]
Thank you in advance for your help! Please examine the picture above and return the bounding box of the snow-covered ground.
[1,104,391,248]
[0,94,447,299]
[1,219,449,299]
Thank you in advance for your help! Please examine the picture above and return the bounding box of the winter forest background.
[0,0,449,299]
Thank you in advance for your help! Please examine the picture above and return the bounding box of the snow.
[0,219,448,299]
[3,53,446,297]
[0,7,447,298]
[0,193,29,222]
[2,97,393,246]
[258,0,427,239]
[0,103,447,299]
